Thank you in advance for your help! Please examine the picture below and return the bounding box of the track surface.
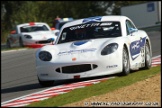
[1,30,161,103]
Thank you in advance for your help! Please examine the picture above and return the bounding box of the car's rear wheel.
[120,47,130,76]
[143,42,152,69]
[38,77,54,87]
[19,38,24,47]
[7,39,11,48]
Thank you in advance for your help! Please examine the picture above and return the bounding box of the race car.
[35,16,152,86]
[6,22,59,48]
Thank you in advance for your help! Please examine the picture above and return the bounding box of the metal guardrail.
[139,24,161,32]
[1,43,7,50]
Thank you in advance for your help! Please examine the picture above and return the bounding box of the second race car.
[6,22,59,48]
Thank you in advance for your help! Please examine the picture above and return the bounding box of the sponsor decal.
[72,57,76,61]
[58,48,97,56]
[82,16,102,23]
[69,22,117,31]
[100,22,112,26]
[130,37,146,60]
[69,23,100,30]
[147,2,155,12]
[73,40,88,46]
[106,65,118,68]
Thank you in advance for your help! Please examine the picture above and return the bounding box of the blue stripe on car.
[82,16,102,23]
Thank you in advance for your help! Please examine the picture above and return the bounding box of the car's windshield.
[57,21,121,44]
[20,24,49,33]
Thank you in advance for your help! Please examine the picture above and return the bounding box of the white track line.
[152,55,161,59]
[152,62,161,65]
[1,48,28,53]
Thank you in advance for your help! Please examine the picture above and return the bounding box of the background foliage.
[1,1,147,43]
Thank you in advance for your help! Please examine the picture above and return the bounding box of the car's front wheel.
[38,77,54,87]
[120,47,130,76]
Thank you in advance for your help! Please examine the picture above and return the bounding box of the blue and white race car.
[35,16,152,86]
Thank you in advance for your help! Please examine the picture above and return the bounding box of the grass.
[27,66,161,107]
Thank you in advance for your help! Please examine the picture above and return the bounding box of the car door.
[126,20,144,68]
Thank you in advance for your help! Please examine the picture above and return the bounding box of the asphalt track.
[1,30,161,103]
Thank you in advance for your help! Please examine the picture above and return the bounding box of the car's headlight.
[101,43,118,55]
[24,35,32,39]
[39,51,52,61]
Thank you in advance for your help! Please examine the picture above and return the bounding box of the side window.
[126,20,137,35]
[126,23,130,35]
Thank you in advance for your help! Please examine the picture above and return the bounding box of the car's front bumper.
[23,39,55,48]
[36,50,123,81]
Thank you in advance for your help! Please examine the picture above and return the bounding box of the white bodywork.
[36,16,152,82]
[7,22,59,48]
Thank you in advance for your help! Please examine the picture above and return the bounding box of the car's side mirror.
[55,31,59,36]
[53,30,60,36]
[10,30,16,34]
[51,27,56,31]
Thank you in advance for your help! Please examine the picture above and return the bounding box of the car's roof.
[57,18,73,23]
[63,15,129,28]
[17,22,48,27]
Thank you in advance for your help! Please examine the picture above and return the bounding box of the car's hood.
[57,38,112,51]
[38,38,119,62]
[22,31,56,40]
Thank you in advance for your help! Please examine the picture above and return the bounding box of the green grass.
[27,66,161,107]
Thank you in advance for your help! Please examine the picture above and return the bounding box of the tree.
[1,1,149,43]
[10,1,39,25]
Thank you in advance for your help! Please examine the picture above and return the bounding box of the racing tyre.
[7,39,11,48]
[38,77,54,87]
[19,38,24,47]
[143,42,152,69]
[120,47,130,76]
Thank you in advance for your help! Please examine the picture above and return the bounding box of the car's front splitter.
[25,44,45,48]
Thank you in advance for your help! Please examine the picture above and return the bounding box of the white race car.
[35,16,152,86]
[6,22,59,48]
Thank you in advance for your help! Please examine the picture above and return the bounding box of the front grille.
[36,40,51,44]
[55,64,98,74]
